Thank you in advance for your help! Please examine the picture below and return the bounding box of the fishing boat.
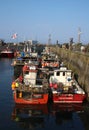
[11,50,40,66]
[41,59,59,69]
[41,51,60,70]
[49,66,86,103]
[0,47,14,58]
[11,47,40,79]
[11,63,49,105]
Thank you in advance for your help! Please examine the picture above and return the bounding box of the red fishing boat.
[41,52,59,69]
[0,47,14,58]
[49,66,86,103]
[11,63,49,105]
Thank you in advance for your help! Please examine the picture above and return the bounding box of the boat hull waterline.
[13,92,49,105]
[52,93,86,103]
[0,51,14,58]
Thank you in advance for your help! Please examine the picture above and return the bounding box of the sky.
[0,0,89,44]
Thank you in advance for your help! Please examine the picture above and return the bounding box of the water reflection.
[52,103,84,112]
[50,103,84,126]
[11,104,48,129]
[11,103,84,130]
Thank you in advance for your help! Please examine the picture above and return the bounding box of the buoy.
[11,82,16,90]
[15,82,19,88]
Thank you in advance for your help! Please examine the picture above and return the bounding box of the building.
[27,40,38,45]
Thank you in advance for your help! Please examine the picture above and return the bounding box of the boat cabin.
[23,65,37,86]
[49,67,72,86]
[23,64,47,88]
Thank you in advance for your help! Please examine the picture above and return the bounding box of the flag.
[11,33,18,39]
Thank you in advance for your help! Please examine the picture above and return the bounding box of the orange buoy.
[11,82,16,90]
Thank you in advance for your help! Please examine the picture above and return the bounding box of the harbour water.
[0,58,89,130]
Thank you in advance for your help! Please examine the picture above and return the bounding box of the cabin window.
[63,72,65,76]
[56,71,60,76]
